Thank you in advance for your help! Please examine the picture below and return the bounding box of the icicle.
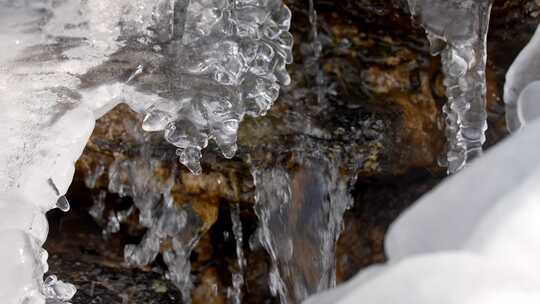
[228,203,246,304]
[408,0,494,173]
[307,0,324,105]
[252,158,353,303]
[105,138,203,303]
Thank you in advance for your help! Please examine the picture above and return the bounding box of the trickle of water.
[228,203,246,304]
[252,157,353,303]
[408,0,494,173]
[307,0,324,106]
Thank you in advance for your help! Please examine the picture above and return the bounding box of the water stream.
[252,156,354,303]
[228,203,247,304]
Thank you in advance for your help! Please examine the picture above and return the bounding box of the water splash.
[408,0,494,173]
[307,0,324,106]
[252,157,354,303]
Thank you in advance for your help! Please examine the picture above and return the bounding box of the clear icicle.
[408,0,494,173]
[307,0,324,105]
[252,158,353,303]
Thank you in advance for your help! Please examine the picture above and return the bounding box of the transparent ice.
[408,0,494,173]
[141,0,293,174]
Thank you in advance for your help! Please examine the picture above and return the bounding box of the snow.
[515,81,540,126]
[505,24,540,132]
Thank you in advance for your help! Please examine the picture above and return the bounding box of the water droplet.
[56,196,70,212]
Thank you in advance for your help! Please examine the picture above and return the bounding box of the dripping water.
[309,0,325,105]
[307,0,324,106]
[252,157,354,303]
[228,203,246,304]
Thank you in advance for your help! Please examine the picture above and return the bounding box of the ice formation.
[252,157,354,303]
[141,0,293,174]
[408,0,494,173]
[306,0,324,105]
[102,128,205,304]
[505,24,540,131]
[304,109,540,304]
[0,0,291,303]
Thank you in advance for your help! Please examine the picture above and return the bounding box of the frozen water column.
[408,0,494,173]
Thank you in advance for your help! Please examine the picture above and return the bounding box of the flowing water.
[228,203,247,304]
[252,156,354,303]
